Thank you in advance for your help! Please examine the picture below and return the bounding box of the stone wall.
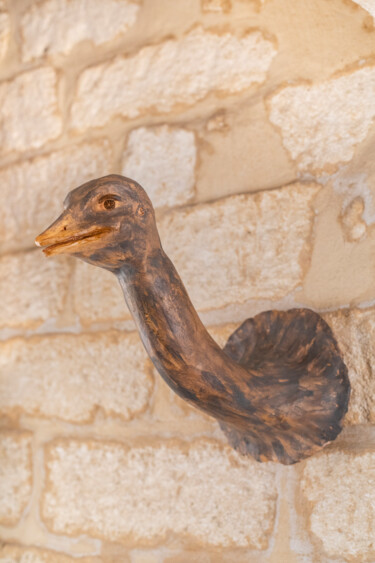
[1,0,375,561]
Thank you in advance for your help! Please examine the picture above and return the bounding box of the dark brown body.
[118,249,349,464]
[36,175,350,465]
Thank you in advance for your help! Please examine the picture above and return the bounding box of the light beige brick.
[0,545,103,563]
[0,251,71,329]
[71,28,276,130]
[159,183,319,310]
[0,1,10,61]
[0,140,112,254]
[269,65,375,172]
[21,0,140,61]
[301,450,375,559]
[73,260,131,325]
[0,330,152,423]
[0,67,62,155]
[43,439,276,548]
[122,126,196,208]
[0,431,32,526]
[325,307,375,425]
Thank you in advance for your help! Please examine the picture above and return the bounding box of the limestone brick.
[0,140,112,254]
[159,183,319,310]
[122,126,196,208]
[73,260,131,325]
[71,28,276,130]
[301,450,375,559]
[21,0,140,61]
[0,330,152,423]
[0,431,32,526]
[42,439,277,548]
[0,251,71,329]
[0,67,62,155]
[196,101,297,202]
[269,65,375,171]
[325,307,375,425]
[0,545,103,563]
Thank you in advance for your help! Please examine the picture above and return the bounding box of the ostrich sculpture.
[36,175,350,464]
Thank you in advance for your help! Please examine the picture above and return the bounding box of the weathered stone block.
[43,439,276,548]
[301,450,375,560]
[0,67,62,155]
[73,260,130,325]
[0,330,153,423]
[122,126,196,208]
[0,431,32,526]
[159,183,320,310]
[21,0,140,61]
[325,307,375,424]
[269,65,375,172]
[0,140,112,254]
[71,28,276,130]
[0,251,71,329]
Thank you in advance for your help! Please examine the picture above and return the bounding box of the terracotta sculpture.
[35,175,350,464]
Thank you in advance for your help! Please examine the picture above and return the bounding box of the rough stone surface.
[269,65,375,171]
[73,260,130,325]
[0,432,32,526]
[0,1,10,61]
[122,126,196,208]
[43,439,277,548]
[21,0,140,61]
[325,307,375,424]
[0,140,112,254]
[0,67,62,155]
[0,545,103,563]
[301,450,375,559]
[0,251,71,329]
[71,28,276,130]
[159,183,319,310]
[197,101,296,202]
[0,331,152,423]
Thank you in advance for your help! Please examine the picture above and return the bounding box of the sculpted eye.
[98,194,121,210]
[103,198,116,210]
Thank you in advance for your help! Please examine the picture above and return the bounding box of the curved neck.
[116,248,251,416]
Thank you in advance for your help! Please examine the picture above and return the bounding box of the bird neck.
[116,248,231,406]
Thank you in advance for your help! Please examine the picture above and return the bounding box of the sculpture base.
[221,308,350,464]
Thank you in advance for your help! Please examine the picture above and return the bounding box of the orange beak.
[35,211,112,256]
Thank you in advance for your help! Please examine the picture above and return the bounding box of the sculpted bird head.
[35,175,160,271]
